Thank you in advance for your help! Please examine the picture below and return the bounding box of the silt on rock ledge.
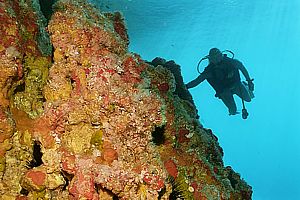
[0,0,252,199]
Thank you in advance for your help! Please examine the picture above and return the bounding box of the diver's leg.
[219,90,237,115]
[234,82,251,102]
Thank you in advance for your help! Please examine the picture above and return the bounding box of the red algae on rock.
[22,169,47,191]
[164,159,178,178]
[0,0,252,199]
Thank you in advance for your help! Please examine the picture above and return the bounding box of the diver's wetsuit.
[186,56,252,115]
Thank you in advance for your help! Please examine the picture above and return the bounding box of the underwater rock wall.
[0,0,252,199]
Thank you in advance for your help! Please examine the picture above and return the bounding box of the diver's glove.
[247,79,254,91]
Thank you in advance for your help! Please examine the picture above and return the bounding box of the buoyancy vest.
[204,56,241,94]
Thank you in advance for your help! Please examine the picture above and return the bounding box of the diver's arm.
[186,73,207,89]
[235,60,254,91]
[235,60,252,81]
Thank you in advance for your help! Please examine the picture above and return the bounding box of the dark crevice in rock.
[70,77,76,91]
[61,170,74,191]
[13,82,25,94]
[94,183,99,194]
[39,0,56,22]
[151,125,166,145]
[26,141,43,168]
[20,187,29,196]
[158,185,166,199]
[113,196,119,200]
[51,45,55,63]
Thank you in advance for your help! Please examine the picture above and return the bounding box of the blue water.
[91,0,300,199]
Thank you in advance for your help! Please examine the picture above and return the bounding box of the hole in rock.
[20,187,29,196]
[151,125,166,145]
[27,141,43,168]
[13,82,25,94]
[61,170,74,191]
[39,0,56,21]
[158,186,166,199]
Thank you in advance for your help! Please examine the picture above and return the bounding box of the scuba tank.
[196,50,235,74]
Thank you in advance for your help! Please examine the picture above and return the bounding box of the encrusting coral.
[0,0,252,199]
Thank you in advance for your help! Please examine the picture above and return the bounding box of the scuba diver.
[185,48,254,119]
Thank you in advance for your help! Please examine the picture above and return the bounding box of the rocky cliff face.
[0,0,252,199]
